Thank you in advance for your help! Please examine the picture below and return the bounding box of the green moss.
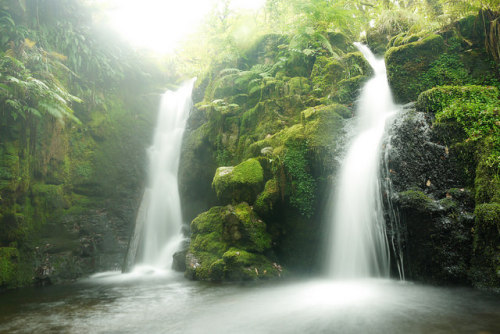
[186,203,277,281]
[222,248,282,281]
[475,137,500,204]
[416,86,499,204]
[311,52,372,101]
[191,232,227,255]
[0,247,19,287]
[416,85,499,114]
[302,104,345,148]
[471,203,500,288]
[342,52,373,78]
[283,140,316,217]
[331,75,369,105]
[386,34,445,103]
[0,142,20,191]
[212,158,264,204]
[287,77,310,96]
[310,56,344,96]
[190,206,227,235]
[31,183,68,212]
[398,190,437,212]
[254,179,280,218]
[232,203,271,252]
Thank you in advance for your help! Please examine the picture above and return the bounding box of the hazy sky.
[99,0,266,54]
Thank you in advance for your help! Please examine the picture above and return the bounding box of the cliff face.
[0,91,158,288]
[382,13,499,289]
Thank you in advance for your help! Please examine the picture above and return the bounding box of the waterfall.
[325,43,400,279]
[124,79,195,272]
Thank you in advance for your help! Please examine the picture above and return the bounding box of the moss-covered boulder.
[415,85,499,206]
[397,190,438,212]
[185,203,282,281]
[254,179,280,218]
[416,85,499,114]
[212,158,264,205]
[394,188,475,284]
[471,203,500,289]
[386,16,500,104]
[385,34,445,103]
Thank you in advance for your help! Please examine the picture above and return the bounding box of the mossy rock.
[212,158,264,205]
[310,56,345,96]
[385,34,445,103]
[311,52,372,100]
[416,86,499,205]
[0,247,19,287]
[475,137,500,205]
[397,190,438,212]
[254,179,280,218]
[186,203,279,281]
[327,32,354,53]
[31,183,69,212]
[331,75,369,105]
[0,142,20,191]
[471,203,500,289]
[223,248,283,281]
[302,104,346,148]
[416,85,499,114]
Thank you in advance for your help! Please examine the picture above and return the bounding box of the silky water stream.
[0,53,498,334]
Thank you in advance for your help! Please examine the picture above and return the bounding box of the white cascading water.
[127,79,195,272]
[326,43,399,279]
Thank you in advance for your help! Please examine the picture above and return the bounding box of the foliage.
[283,140,316,217]
[0,42,81,123]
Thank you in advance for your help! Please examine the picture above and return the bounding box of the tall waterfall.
[125,79,195,272]
[326,44,399,279]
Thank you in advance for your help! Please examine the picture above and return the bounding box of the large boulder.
[185,203,283,281]
[212,158,264,205]
[385,34,445,103]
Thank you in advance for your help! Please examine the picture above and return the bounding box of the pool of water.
[0,272,498,334]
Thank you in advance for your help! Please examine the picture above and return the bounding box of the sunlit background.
[96,0,266,54]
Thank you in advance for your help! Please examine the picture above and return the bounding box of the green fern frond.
[219,68,241,77]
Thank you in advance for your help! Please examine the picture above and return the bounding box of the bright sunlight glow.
[100,0,266,54]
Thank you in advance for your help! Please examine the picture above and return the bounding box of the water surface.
[0,274,498,334]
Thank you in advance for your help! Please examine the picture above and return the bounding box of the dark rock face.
[386,109,468,194]
[383,108,491,286]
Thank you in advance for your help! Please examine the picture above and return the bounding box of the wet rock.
[185,203,281,281]
[470,203,500,290]
[384,108,476,284]
[212,159,264,205]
